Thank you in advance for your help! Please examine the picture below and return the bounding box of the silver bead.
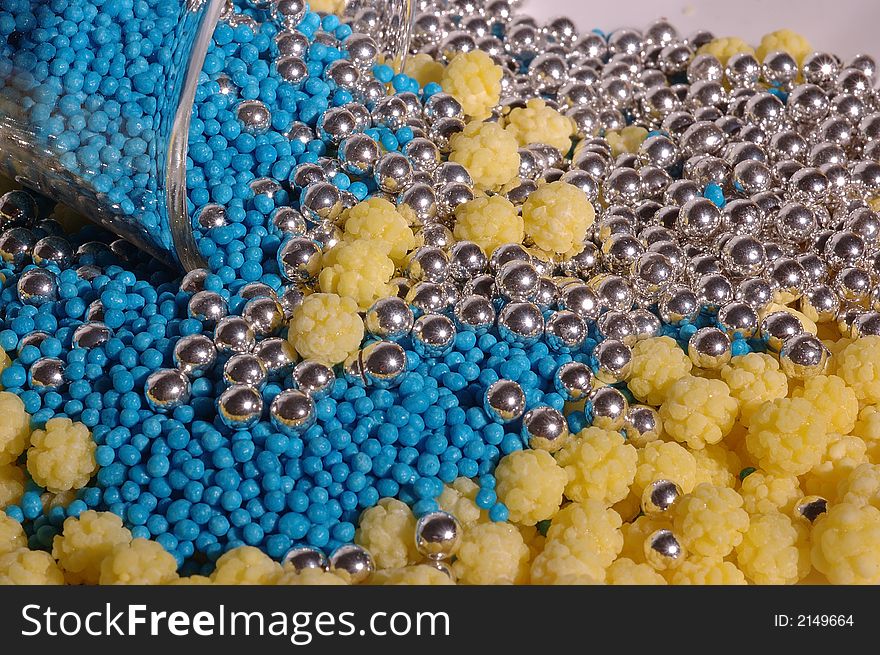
[834,266,872,305]
[677,197,722,240]
[338,133,380,177]
[329,544,374,584]
[696,273,734,312]
[144,369,191,413]
[716,301,758,339]
[345,33,378,69]
[768,257,807,303]
[68,320,110,352]
[680,121,725,157]
[32,236,72,269]
[283,546,328,572]
[241,296,284,338]
[779,333,828,379]
[292,360,335,400]
[253,337,297,380]
[489,243,530,272]
[453,295,495,334]
[496,260,539,302]
[622,404,661,447]
[596,310,635,346]
[269,207,305,237]
[542,364,591,407]
[277,236,322,282]
[801,285,839,323]
[300,182,342,223]
[285,121,314,147]
[720,235,766,277]
[17,268,56,306]
[852,311,880,338]
[415,511,462,560]
[374,152,413,194]
[360,340,407,388]
[411,313,456,357]
[544,310,587,354]
[269,389,315,437]
[529,53,567,94]
[365,297,414,341]
[659,285,699,325]
[561,242,599,279]
[173,334,216,378]
[629,309,661,341]
[803,52,840,86]
[484,379,526,423]
[593,274,634,313]
[629,251,674,302]
[235,99,271,134]
[687,327,732,369]
[761,310,804,352]
[223,353,267,390]
[0,227,34,268]
[795,495,828,524]
[498,301,544,345]
[406,246,449,284]
[28,357,64,391]
[0,190,37,228]
[589,386,628,431]
[290,163,325,192]
[594,338,632,384]
[217,384,263,431]
[271,0,305,28]
[238,283,276,302]
[642,479,683,516]
[406,281,448,315]
[644,529,686,570]
[448,241,487,282]
[275,29,309,58]
[736,277,774,312]
[187,290,227,327]
[824,231,865,270]
[213,316,256,355]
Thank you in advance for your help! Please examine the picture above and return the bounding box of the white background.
[523,0,880,59]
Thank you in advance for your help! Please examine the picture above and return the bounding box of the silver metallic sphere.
[223,353,268,390]
[779,333,829,379]
[597,310,636,346]
[453,295,496,334]
[594,338,633,384]
[173,334,216,378]
[629,309,662,341]
[411,313,456,357]
[253,337,298,380]
[0,190,37,228]
[642,479,683,516]
[17,268,57,306]
[630,251,675,301]
[721,235,766,277]
[659,285,699,325]
[270,207,306,237]
[329,544,374,584]
[213,316,256,355]
[406,281,449,316]
[484,379,526,423]
[496,259,539,301]
[795,495,828,524]
[187,290,228,327]
[696,273,734,312]
[365,297,415,341]
[716,301,759,339]
[852,311,880,338]
[414,511,462,560]
[498,301,544,346]
[32,236,73,269]
[449,241,487,281]
[277,236,322,282]
[360,340,407,388]
[374,152,413,193]
[1,228,37,268]
[761,310,804,352]
[834,266,872,306]
[235,99,271,134]
[271,0,305,28]
[544,310,588,353]
[345,32,378,69]
[622,404,662,447]
[687,326,732,370]
[644,529,686,570]
[300,182,342,223]
[292,360,335,400]
[553,361,593,402]
[677,197,722,240]
[736,277,774,312]
[217,384,263,431]
[28,357,65,391]
[407,246,449,284]
[589,386,628,431]
[283,546,328,572]
[516,406,569,454]
[145,368,191,413]
[339,133,380,176]
[269,389,315,437]
[241,297,284,337]
[800,285,839,324]
[823,231,865,270]
[69,321,110,350]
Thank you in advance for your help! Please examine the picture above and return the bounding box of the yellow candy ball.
[27,418,96,493]
[453,194,524,255]
[440,50,502,120]
[0,548,65,585]
[52,510,133,584]
[354,498,419,570]
[521,181,595,254]
[210,545,282,585]
[503,98,575,153]
[318,239,395,311]
[0,391,30,466]
[449,121,520,191]
[99,538,179,585]
[494,449,566,525]
[342,197,415,264]
[288,293,364,365]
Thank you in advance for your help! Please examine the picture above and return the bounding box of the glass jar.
[0,0,413,270]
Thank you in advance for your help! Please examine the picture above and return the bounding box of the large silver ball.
[292,360,335,400]
[677,197,722,240]
[453,295,495,334]
[659,285,699,325]
[271,0,305,28]
[217,384,263,431]
[145,369,191,413]
[17,268,57,306]
[0,227,36,268]
[716,301,759,338]
[301,182,342,223]
[365,297,414,341]
[736,277,774,312]
[852,311,880,338]
[412,313,456,357]
[253,337,298,380]
[449,241,487,281]
[414,511,462,561]
[597,310,636,345]
[721,235,766,277]
[32,236,73,269]
[283,546,328,572]
[223,353,268,390]
[622,404,662,447]
[407,246,449,284]
[553,361,593,402]
[180,268,208,294]
[594,338,633,384]
[241,297,284,337]
[496,260,539,302]
[545,310,588,354]
[589,386,628,431]
[28,357,64,391]
[687,326,732,369]
[761,310,804,352]
[339,133,380,177]
[374,152,413,194]
[642,479,683,516]
[696,273,734,312]
[801,285,840,323]
[498,301,544,346]
[269,389,315,437]
[521,406,569,453]
[187,290,228,327]
[795,495,828,524]
[484,379,526,423]
[329,544,374,584]
[361,340,407,388]
[834,267,872,306]
[779,333,829,379]
[71,322,111,350]
[213,316,256,355]
[235,99,271,134]
[823,231,865,270]
[406,282,449,316]
[0,190,37,228]
[269,207,306,237]
[277,236,322,282]
[173,334,216,378]
[629,309,662,341]
[645,529,686,570]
